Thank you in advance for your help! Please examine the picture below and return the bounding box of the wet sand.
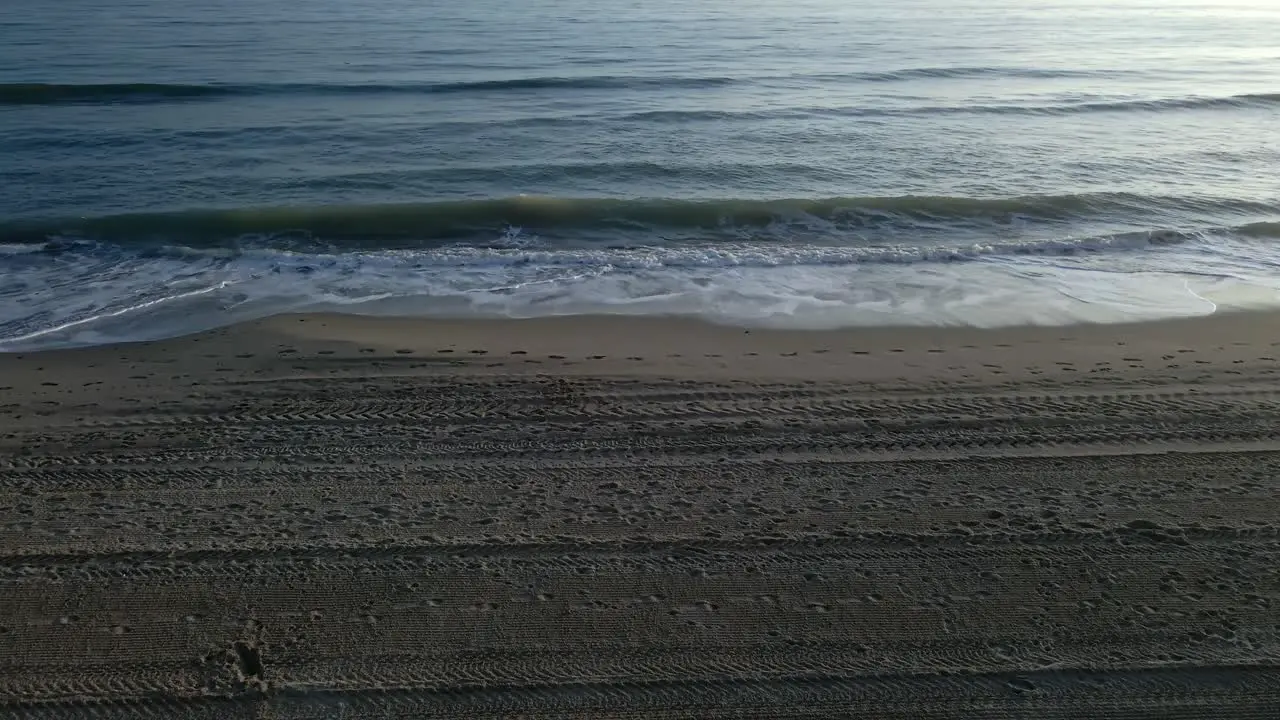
[2,312,1279,718]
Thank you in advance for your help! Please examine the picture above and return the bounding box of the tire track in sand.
[3,371,1280,717]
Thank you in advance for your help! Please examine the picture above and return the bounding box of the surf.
[4,194,1275,248]
[0,69,1170,106]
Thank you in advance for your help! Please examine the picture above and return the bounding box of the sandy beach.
[2,312,1279,718]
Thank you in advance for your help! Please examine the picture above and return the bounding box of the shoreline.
[7,236,1279,354]
[5,308,1278,386]
[3,308,1279,716]
[4,303,1271,350]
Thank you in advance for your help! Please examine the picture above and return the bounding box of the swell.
[0,82,238,104]
[0,68,1132,105]
[8,82,1273,120]
[624,94,1280,123]
[4,194,1269,247]
[1238,221,1280,238]
[0,78,729,105]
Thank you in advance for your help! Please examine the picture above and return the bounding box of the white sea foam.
[3,231,1280,350]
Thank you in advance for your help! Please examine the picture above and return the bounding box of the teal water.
[2,0,1279,348]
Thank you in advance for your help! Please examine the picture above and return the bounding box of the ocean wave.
[1237,221,1280,238]
[4,195,1271,247]
[2,229,1231,271]
[6,226,1280,351]
[0,68,1132,105]
[6,81,1271,119]
[1044,93,1280,114]
[268,230,1202,267]
[0,78,729,105]
[839,66,1110,82]
[622,94,1280,123]
[0,82,238,104]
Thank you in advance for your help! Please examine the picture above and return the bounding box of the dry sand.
[2,312,1279,718]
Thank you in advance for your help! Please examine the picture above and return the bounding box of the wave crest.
[0,68,1156,105]
[5,194,1269,247]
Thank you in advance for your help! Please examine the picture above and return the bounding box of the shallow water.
[2,0,1279,348]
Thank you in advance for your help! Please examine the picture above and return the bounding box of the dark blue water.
[2,0,1279,348]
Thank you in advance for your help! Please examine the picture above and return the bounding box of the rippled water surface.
[2,0,1278,347]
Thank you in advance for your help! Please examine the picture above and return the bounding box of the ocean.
[2,0,1278,350]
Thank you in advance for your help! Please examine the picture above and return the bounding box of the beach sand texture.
[2,313,1279,718]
